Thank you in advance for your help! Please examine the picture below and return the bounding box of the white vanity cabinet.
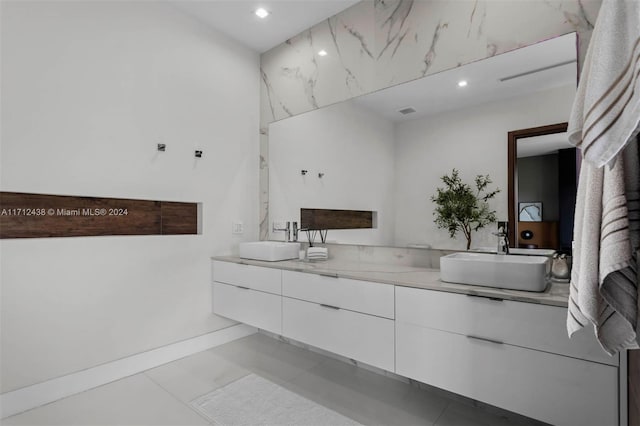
[213,261,281,294]
[281,271,394,319]
[395,286,619,426]
[281,271,395,371]
[211,259,620,426]
[396,288,615,366]
[212,261,282,334]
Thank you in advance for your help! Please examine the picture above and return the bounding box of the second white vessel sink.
[440,252,550,292]
[239,241,300,262]
[472,247,556,256]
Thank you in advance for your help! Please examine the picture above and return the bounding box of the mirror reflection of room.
[516,132,577,253]
[269,32,577,251]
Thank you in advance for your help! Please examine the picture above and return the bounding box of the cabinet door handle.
[318,273,339,278]
[466,294,504,302]
[466,335,503,345]
[236,285,251,290]
[320,303,341,310]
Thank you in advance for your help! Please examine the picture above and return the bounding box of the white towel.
[567,0,640,168]
[307,247,328,260]
[568,140,639,354]
[567,0,640,354]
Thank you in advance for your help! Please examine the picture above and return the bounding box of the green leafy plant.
[431,169,500,250]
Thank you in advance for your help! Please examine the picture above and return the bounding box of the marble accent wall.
[260,0,601,239]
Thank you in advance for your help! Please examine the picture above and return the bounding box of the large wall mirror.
[269,32,578,250]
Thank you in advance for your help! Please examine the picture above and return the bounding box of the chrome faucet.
[272,221,291,242]
[493,222,509,255]
[291,222,298,242]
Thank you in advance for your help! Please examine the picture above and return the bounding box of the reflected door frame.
[507,122,568,248]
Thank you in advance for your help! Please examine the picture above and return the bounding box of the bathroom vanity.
[211,257,621,426]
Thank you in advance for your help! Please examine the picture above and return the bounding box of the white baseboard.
[0,323,256,419]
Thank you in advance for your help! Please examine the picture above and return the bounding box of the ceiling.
[169,0,360,53]
[170,3,577,148]
[517,132,573,158]
[353,32,577,123]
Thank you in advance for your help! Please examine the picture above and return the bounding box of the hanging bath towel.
[568,0,640,167]
[567,0,640,355]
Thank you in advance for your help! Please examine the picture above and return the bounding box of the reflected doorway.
[508,123,578,253]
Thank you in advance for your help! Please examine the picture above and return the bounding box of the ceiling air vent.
[498,59,576,82]
[398,107,416,115]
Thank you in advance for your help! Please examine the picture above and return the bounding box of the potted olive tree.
[431,169,500,250]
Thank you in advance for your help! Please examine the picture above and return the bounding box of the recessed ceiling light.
[318,50,328,57]
[254,8,270,19]
[458,80,468,87]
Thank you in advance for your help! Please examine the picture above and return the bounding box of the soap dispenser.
[551,253,570,281]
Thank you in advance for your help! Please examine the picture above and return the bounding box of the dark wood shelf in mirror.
[0,192,198,238]
[516,221,558,249]
[301,208,375,230]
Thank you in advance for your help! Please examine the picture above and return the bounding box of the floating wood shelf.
[517,221,559,249]
[300,208,375,230]
[0,192,199,238]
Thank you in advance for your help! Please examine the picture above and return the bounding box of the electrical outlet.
[232,222,243,234]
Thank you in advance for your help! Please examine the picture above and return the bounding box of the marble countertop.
[212,256,570,308]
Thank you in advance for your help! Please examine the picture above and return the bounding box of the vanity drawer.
[212,261,281,295]
[213,282,281,334]
[395,286,615,365]
[282,297,394,371]
[282,270,394,319]
[396,322,618,426]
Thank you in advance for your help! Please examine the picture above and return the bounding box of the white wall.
[0,1,259,393]
[268,101,395,245]
[393,85,576,250]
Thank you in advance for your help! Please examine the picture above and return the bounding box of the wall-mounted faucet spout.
[272,221,291,242]
[493,222,509,254]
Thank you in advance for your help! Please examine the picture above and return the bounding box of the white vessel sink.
[440,252,550,292]
[509,248,556,256]
[239,241,300,262]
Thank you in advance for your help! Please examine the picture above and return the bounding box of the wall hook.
[195,150,203,158]
[301,170,308,175]
[157,143,166,152]
[318,172,324,178]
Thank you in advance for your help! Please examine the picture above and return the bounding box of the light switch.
[232,222,244,234]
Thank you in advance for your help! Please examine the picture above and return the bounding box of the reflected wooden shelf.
[516,221,558,249]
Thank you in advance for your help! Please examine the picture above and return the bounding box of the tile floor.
[3,333,546,426]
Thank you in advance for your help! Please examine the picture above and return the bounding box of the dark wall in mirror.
[518,154,559,221]
[508,122,577,253]
[557,148,578,251]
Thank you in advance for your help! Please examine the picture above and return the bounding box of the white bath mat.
[190,373,362,426]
